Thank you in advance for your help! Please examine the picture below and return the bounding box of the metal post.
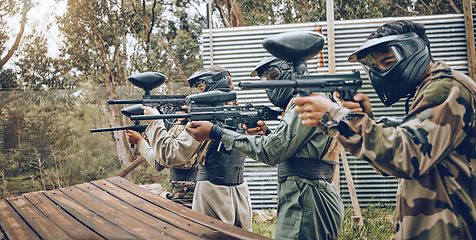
[207,0,214,66]
[463,0,475,81]
[326,0,336,74]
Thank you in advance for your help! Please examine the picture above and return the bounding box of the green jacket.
[320,61,476,239]
[220,102,335,166]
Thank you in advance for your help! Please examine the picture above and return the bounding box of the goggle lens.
[261,66,281,81]
[358,46,402,72]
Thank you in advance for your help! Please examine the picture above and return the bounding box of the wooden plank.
[0,200,40,240]
[106,177,271,240]
[43,188,139,240]
[22,191,104,240]
[90,178,232,238]
[58,184,178,240]
[74,182,203,240]
[7,196,73,239]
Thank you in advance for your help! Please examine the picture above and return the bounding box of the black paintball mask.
[251,57,298,109]
[348,32,431,106]
[187,70,231,93]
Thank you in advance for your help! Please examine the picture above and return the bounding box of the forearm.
[137,140,169,170]
[146,120,201,166]
[218,106,316,166]
[320,91,468,178]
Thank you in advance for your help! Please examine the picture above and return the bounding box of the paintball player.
[294,20,476,239]
[185,56,345,240]
[128,66,253,231]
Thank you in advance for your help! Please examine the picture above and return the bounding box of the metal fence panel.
[201,14,475,210]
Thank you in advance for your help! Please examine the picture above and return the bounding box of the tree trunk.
[93,32,134,167]
[0,0,31,68]
[214,0,244,27]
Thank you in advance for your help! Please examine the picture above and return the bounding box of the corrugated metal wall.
[201,14,475,210]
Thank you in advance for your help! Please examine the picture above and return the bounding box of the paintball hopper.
[262,31,326,63]
[128,72,167,96]
[121,105,144,118]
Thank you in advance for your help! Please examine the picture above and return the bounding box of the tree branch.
[0,0,31,68]
[395,3,418,15]
[447,0,461,13]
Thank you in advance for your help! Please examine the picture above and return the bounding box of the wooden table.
[0,177,270,240]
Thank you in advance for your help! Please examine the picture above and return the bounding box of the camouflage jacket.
[320,61,476,239]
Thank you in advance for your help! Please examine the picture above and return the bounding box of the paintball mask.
[251,57,299,109]
[187,70,231,92]
[348,32,431,106]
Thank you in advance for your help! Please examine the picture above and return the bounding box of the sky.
[3,1,67,69]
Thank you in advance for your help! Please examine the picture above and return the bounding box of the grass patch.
[252,204,395,239]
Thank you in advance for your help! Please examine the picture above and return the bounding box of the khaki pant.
[192,180,252,231]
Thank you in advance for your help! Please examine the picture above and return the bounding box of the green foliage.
[15,31,76,90]
[0,69,18,89]
[0,86,120,198]
[235,0,475,25]
[57,0,127,83]
[252,218,276,238]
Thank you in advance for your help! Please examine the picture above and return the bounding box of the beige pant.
[192,180,252,231]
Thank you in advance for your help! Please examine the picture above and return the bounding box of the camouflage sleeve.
[320,79,472,178]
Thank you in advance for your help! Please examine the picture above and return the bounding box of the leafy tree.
[15,31,75,90]
[126,0,204,82]
[0,69,18,89]
[0,0,32,68]
[57,0,134,166]
[56,0,206,167]
[212,0,475,26]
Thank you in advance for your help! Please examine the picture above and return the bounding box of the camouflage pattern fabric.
[320,61,476,240]
[169,180,195,208]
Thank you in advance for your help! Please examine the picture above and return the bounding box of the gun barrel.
[107,99,187,105]
[90,126,134,132]
[239,73,361,90]
[131,113,190,121]
[239,80,297,89]
[90,124,148,133]
[238,72,362,99]
[108,99,144,105]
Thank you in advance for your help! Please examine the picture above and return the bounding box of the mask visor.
[358,46,402,73]
[260,66,282,81]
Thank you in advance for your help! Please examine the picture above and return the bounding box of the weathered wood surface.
[0,177,270,240]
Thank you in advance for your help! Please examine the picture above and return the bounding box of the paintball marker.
[130,104,283,130]
[91,90,239,133]
[107,72,236,110]
[238,31,362,100]
[90,105,147,147]
[106,72,188,111]
[90,104,148,133]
